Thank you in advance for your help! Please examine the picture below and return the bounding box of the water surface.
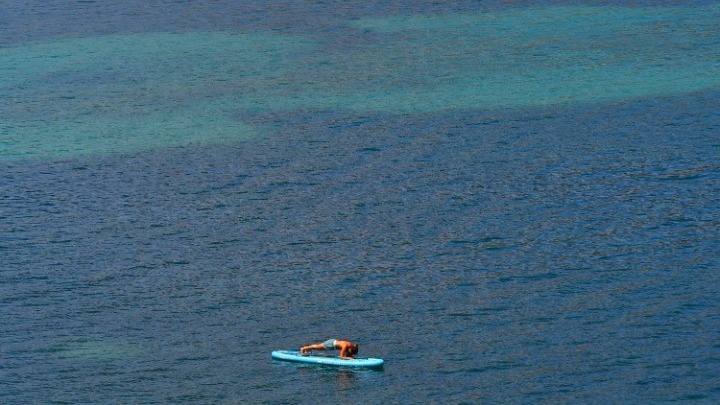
[2,1,719,403]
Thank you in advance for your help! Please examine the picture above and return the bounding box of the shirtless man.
[300,339,359,360]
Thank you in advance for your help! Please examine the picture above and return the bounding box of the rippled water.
[2,1,719,403]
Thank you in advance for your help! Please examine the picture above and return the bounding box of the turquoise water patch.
[314,4,720,113]
[52,338,140,361]
[1,32,313,161]
[2,104,260,160]
[212,4,720,114]
[3,5,719,161]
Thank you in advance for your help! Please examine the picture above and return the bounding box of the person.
[300,339,359,360]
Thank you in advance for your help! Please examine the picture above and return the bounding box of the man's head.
[350,343,359,356]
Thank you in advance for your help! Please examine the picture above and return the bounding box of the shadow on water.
[272,359,384,391]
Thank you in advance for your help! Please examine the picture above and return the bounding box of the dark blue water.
[2,1,720,403]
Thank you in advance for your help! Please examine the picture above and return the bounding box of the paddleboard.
[271,350,384,368]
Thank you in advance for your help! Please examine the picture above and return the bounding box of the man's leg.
[300,343,325,354]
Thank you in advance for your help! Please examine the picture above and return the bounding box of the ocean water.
[1,1,719,403]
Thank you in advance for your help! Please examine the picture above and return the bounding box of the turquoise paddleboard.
[271,350,384,368]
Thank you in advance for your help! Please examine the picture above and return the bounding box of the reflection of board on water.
[271,350,384,368]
